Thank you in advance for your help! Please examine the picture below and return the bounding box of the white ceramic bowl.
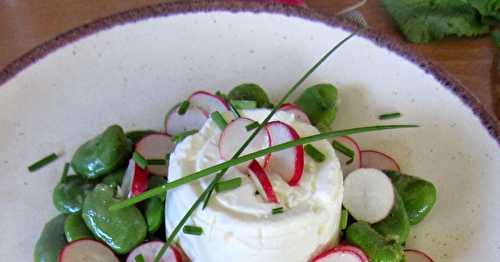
[0,1,498,261]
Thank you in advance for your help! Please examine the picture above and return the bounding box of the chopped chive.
[230,99,257,109]
[172,130,198,143]
[346,158,354,165]
[177,100,190,115]
[135,254,146,262]
[165,153,171,161]
[304,144,326,162]
[332,140,354,158]
[340,209,348,230]
[28,152,59,172]
[379,112,401,120]
[211,111,228,130]
[147,159,166,165]
[245,121,259,131]
[133,152,148,170]
[215,177,242,193]
[229,102,241,118]
[272,207,284,215]
[183,225,203,235]
[60,162,70,182]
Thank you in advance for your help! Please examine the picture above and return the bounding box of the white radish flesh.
[118,159,135,198]
[218,117,271,168]
[58,239,119,262]
[165,104,207,136]
[266,121,304,186]
[189,91,229,113]
[332,136,362,176]
[248,160,278,203]
[404,249,434,262]
[135,134,174,176]
[311,245,368,262]
[343,168,395,223]
[279,103,310,124]
[361,150,400,171]
[126,241,182,262]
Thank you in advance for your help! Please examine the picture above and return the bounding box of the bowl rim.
[0,0,498,144]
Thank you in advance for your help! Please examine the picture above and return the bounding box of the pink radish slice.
[248,160,278,203]
[266,121,304,186]
[343,168,395,223]
[165,104,208,136]
[332,136,362,176]
[311,245,368,262]
[404,249,434,262]
[126,241,182,262]
[361,150,401,171]
[279,103,310,124]
[189,91,229,114]
[136,134,174,176]
[58,239,119,262]
[129,164,149,198]
[218,117,271,168]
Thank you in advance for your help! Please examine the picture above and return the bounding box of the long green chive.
[332,140,354,158]
[135,254,146,262]
[379,112,401,120]
[60,162,70,182]
[177,100,190,115]
[28,152,59,172]
[147,159,166,165]
[183,225,203,235]
[211,111,228,130]
[230,99,257,109]
[172,130,198,143]
[215,177,242,193]
[272,207,284,215]
[304,144,326,162]
[340,209,348,230]
[133,152,147,170]
[229,102,241,118]
[111,124,418,212]
[245,121,259,131]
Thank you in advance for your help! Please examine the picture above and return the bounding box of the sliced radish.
[218,117,271,168]
[332,136,362,175]
[189,91,229,114]
[404,249,434,262]
[279,103,310,124]
[136,134,174,176]
[248,160,278,203]
[311,245,368,262]
[343,168,395,223]
[118,159,135,198]
[361,150,401,171]
[165,104,208,136]
[126,241,182,262]
[129,164,149,198]
[266,121,304,186]
[58,239,119,262]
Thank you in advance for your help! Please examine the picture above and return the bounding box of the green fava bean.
[34,214,67,262]
[101,167,126,188]
[71,125,132,179]
[384,170,437,225]
[373,191,410,244]
[228,83,272,108]
[64,213,93,242]
[346,222,404,262]
[82,184,146,254]
[294,84,338,132]
[53,176,94,214]
[143,197,164,234]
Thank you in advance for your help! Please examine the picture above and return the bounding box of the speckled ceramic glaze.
[0,1,498,261]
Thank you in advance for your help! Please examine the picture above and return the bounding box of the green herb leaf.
[295,84,338,132]
[228,83,272,108]
[133,152,148,170]
[272,207,284,215]
[230,99,258,109]
[28,152,59,172]
[177,100,190,115]
[379,112,402,120]
[183,225,203,235]
[468,0,500,23]
[492,29,500,47]
[215,177,242,193]
[304,144,326,162]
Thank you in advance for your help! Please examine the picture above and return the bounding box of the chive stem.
[183,225,203,235]
[229,102,241,118]
[304,144,326,162]
[211,111,228,130]
[340,209,348,230]
[272,207,284,215]
[28,152,59,172]
[60,162,70,182]
[379,112,401,120]
[332,140,354,158]
[133,152,147,170]
[135,254,146,262]
[230,99,257,109]
[245,121,260,131]
[177,100,190,115]
[215,177,242,193]
[171,130,198,143]
[147,159,166,165]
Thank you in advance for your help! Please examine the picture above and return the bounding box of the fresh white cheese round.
[165,109,343,262]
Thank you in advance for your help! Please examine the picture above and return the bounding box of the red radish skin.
[135,134,175,176]
[248,160,278,203]
[218,117,271,168]
[279,103,311,124]
[266,121,304,186]
[189,91,229,114]
[129,164,149,198]
[404,249,434,262]
[58,239,119,262]
[361,150,401,171]
[165,104,207,136]
[126,241,182,262]
[332,136,362,176]
[311,245,368,262]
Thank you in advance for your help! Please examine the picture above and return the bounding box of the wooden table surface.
[1,0,498,120]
